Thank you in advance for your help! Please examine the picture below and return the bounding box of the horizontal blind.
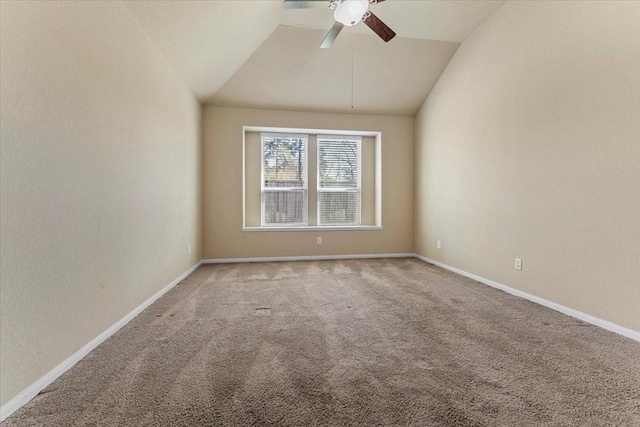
[263,190,306,225]
[318,137,361,225]
[262,134,307,225]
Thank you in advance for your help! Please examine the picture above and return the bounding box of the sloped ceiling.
[125,0,506,115]
[212,26,458,115]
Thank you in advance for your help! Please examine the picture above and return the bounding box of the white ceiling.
[125,0,506,115]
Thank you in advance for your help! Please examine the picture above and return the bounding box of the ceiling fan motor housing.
[334,0,369,26]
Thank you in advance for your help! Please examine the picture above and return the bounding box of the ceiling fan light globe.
[334,0,369,27]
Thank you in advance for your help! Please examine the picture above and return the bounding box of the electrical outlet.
[188,244,191,255]
[515,258,522,271]
[437,240,442,249]
[317,236,322,245]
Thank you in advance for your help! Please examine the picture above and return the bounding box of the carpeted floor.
[3,258,640,426]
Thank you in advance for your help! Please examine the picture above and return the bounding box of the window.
[317,136,361,225]
[261,133,307,226]
[245,126,381,231]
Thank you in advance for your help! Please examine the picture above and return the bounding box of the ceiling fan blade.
[369,0,387,3]
[283,0,329,9]
[320,22,344,49]
[363,11,396,42]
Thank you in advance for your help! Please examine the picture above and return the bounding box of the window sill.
[242,226,382,232]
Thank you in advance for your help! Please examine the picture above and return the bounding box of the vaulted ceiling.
[125,0,506,115]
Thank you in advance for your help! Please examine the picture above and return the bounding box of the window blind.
[317,137,361,225]
[261,134,308,226]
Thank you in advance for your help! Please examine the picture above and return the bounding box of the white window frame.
[317,135,362,226]
[260,132,309,227]
[242,126,382,232]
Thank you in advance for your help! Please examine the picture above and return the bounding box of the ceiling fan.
[283,0,396,48]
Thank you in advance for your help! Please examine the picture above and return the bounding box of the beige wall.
[0,1,202,405]
[415,1,640,331]
[203,106,414,258]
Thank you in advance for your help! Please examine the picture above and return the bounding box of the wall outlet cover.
[515,258,522,271]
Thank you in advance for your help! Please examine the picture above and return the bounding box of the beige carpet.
[3,258,640,426]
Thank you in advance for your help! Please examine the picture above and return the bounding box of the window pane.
[319,140,359,189]
[263,190,306,225]
[318,191,360,225]
[318,138,361,225]
[263,136,305,188]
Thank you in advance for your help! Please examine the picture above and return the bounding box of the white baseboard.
[203,253,638,341]
[201,253,415,264]
[4,253,638,421]
[413,254,640,342]
[0,261,203,422]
